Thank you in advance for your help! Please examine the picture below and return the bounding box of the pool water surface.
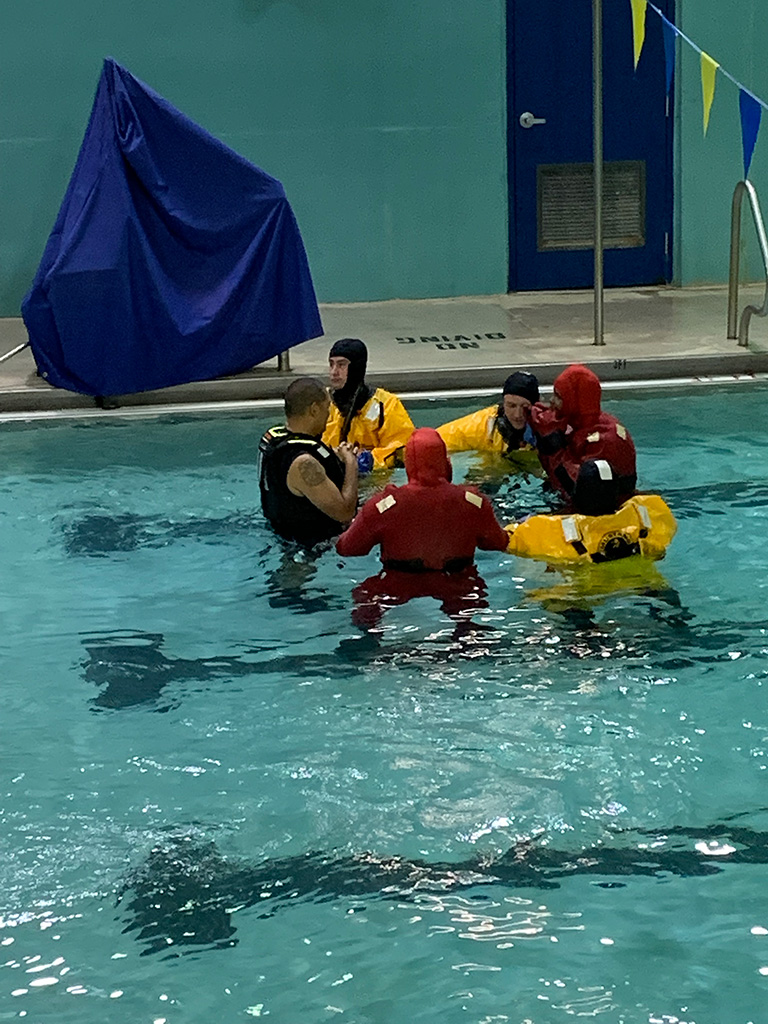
[2,387,768,1023]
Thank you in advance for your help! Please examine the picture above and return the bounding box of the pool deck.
[2,283,768,416]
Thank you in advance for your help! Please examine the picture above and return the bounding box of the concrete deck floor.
[2,284,768,416]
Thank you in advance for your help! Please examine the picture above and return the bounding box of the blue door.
[508,0,674,291]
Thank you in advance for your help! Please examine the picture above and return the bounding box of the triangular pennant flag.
[739,89,762,178]
[630,0,647,69]
[700,52,719,135]
[660,14,677,96]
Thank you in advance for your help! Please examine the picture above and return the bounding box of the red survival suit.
[336,428,509,625]
[529,364,637,513]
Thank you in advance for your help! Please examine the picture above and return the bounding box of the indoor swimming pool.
[2,386,768,1023]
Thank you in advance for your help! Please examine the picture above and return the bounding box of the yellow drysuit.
[437,404,536,454]
[323,388,414,469]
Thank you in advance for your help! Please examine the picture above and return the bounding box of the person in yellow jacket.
[322,338,414,470]
[437,371,540,461]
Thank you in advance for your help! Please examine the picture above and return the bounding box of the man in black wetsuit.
[259,377,358,547]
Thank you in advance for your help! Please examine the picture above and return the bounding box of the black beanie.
[502,371,540,404]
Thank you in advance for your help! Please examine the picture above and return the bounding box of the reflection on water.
[81,591,768,714]
[118,815,768,955]
[351,567,490,630]
[665,478,768,518]
[523,557,681,614]
[62,511,262,556]
[460,453,546,502]
[260,544,345,614]
[81,632,258,712]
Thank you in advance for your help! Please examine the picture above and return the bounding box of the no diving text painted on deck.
[397,333,506,350]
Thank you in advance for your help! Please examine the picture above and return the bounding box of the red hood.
[404,427,452,486]
[553,364,602,429]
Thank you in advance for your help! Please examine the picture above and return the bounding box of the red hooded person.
[336,427,509,572]
[529,364,637,513]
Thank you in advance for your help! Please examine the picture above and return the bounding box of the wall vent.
[537,161,646,251]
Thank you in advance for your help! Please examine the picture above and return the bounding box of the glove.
[356,450,374,475]
[529,402,567,454]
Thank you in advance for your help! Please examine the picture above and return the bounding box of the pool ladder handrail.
[728,179,768,347]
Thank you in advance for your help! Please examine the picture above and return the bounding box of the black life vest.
[259,427,346,547]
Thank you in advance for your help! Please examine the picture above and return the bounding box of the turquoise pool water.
[2,388,768,1023]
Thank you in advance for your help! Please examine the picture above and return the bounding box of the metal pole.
[0,341,29,364]
[592,0,605,345]
[728,181,745,340]
[727,179,768,347]
[277,350,291,371]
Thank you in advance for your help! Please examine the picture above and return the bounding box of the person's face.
[550,390,563,412]
[502,393,532,430]
[311,393,331,433]
[329,356,350,390]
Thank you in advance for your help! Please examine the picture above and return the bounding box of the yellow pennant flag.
[701,52,720,135]
[630,0,647,69]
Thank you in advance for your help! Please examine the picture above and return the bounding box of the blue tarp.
[22,58,322,396]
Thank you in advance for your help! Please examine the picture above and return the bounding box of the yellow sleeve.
[372,390,414,467]
[321,403,343,450]
[436,406,502,453]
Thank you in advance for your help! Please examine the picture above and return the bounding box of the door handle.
[519,111,547,129]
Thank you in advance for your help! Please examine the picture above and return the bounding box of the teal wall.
[677,0,768,284]
[0,0,508,315]
[3,1,768,314]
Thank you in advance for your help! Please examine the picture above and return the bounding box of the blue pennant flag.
[739,88,762,178]
[660,14,677,96]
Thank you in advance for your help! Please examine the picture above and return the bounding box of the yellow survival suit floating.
[505,494,677,564]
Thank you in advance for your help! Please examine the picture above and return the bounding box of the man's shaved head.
[285,377,328,418]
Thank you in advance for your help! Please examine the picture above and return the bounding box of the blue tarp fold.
[22,58,322,396]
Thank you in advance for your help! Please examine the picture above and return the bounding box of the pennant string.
[644,0,768,114]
